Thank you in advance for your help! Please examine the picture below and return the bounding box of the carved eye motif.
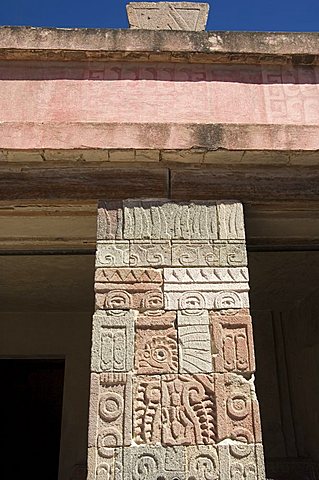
[179,291,205,311]
[142,290,163,311]
[106,290,130,309]
[214,291,242,310]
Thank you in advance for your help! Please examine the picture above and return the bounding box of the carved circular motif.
[214,291,242,310]
[179,291,205,310]
[99,392,123,422]
[142,290,163,311]
[106,290,131,309]
[227,394,249,419]
[97,428,121,456]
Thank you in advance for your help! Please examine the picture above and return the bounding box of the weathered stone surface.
[97,201,123,241]
[95,286,164,312]
[177,310,213,373]
[87,447,123,480]
[91,311,135,373]
[211,310,256,373]
[135,312,178,374]
[165,289,250,310]
[218,443,266,480]
[123,200,218,240]
[186,445,219,480]
[96,241,130,267]
[216,374,262,444]
[164,267,249,285]
[130,240,171,267]
[95,267,163,284]
[124,445,186,480]
[88,373,132,449]
[171,242,247,267]
[217,202,245,241]
[126,2,209,31]
[133,375,162,444]
[162,374,217,446]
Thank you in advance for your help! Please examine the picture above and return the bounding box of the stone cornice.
[0,27,318,65]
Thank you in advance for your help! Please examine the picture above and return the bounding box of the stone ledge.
[0,27,318,64]
[0,123,318,151]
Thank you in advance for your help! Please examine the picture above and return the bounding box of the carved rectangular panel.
[126,2,209,31]
[96,241,130,267]
[218,444,266,480]
[216,374,262,444]
[124,445,186,480]
[211,310,256,373]
[123,200,218,240]
[165,289,250,310]
[171,241,248,267]
[177,310,213,373]
[95,267,164,311]
[217,201,246,241]
[133,375,162,445]
[162,374,217,446]
[91,311,135,373]
[87,447,123,480]
[97,201,123,241]
[186,445,219,479]
[88,373,132,449]
[129,240,172,267]
[135,312,178,374]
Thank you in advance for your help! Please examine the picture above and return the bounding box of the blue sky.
[0,0,318,32]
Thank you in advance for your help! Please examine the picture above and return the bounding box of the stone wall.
[87,199,265,479]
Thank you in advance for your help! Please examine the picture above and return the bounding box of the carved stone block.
[165,290,250,310]
[123,200,217,240]
[218,443,266,480]
[95,267,163,284]
[126,1,209,31]
[162,374,217,446]
[171,242,247,267]
[87,447,123,480]
[177,310,213,373]
[133,375,162,444]
[124,445,186,480]
[135,312,178,374]
[130,240,171,267]
[216,374,262,444]
[97,201,123,241]
[95,286,164,312]
[211,310,256,373]
[91,311,135,373]
[216,202,246,241]
[186,445,219,480]
[164,267,249,286]
[96,241,130,267]
[88,373,132,449]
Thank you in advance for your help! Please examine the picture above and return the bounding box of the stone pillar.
[87,199,266,480]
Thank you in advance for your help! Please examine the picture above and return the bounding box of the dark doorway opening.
[0,359,65,480]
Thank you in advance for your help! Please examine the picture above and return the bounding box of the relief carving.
[211,311,255,373]
[97,201,123,241]
[162,374,217,446]
[177,311,213,374]
[91,311,135,373]
[171,242,247,267]
[88,373,132,450]
[123,201,218,240]
[218,444,266,480]
[216,374,262,444]
[187,445,219,480]
[135,313,178,374]
[96,242,130,268]
[133,376,162,444]
[124,445,186,480]
[217,202,245,241]
[165,290,249,311]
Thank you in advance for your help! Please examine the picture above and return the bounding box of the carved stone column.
[87,199,266,480]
